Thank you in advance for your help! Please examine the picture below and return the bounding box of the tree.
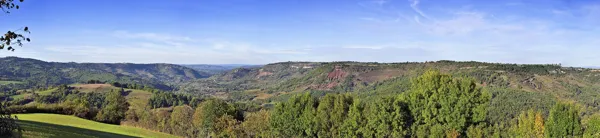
[0,102,21,137]
[242,110,271,138]
[270,93,318,137]
[95,89,129,124]
[545,102,582,137]
[169,105,194,137]
[584,114,600,137]
[315,94,353,138]
[192,99,236,137]
[340,99,365,138]
[509,110,545,138]
[362,97,411,138]
[466,124,488,138]
[213,114,245,137]
[1,0,30,51]
[403,70,491,137]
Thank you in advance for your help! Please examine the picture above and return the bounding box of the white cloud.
[352,0,600,66]
[343,45,384,50]
[409,0,433,20]
[9,31,313,64]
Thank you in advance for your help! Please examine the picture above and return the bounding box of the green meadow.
[16,113,178,138]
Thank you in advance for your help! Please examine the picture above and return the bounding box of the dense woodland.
[2,57,600,137]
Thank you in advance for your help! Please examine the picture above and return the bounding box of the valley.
[2,57,600,137]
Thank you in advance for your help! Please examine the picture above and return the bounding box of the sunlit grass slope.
[16,113,178,138]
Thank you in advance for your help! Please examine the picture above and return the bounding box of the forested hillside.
[179,61,599,104]
[0,57,210,90]
[178,60,600,128]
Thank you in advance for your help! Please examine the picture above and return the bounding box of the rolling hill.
[0,57,210,90]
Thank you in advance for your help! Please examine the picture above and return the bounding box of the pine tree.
[340,99,365,138]
[404,70,491,137]
[545,103,582,137]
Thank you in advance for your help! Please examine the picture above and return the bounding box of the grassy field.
[125,89,153,110]
[70,84,117,93]
[10,88,59,100]
[0,80,23,85]
[16,113,178,138]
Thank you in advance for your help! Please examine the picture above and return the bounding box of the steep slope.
[0,57,210,90]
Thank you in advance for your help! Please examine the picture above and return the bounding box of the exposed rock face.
[327,66,347,81]
[257,69,274,78]
[522,76,542,90]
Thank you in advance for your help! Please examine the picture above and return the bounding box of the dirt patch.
[327,66,347,80]
[71,84,115,93]
[257,69,274,78]
[73,84,112,89]
[325,81,339,89]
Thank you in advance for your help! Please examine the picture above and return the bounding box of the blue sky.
[1,0,599,66]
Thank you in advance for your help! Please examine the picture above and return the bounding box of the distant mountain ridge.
[181,64,262,75]
[178,61,600,108]
[0,57,210,90]
[583,66,600,69]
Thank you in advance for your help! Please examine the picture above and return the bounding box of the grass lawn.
[16,113,178,138]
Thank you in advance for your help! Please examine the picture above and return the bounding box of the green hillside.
[178,61,600,121]
[0,57,210,91]
[16,113,178,138]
